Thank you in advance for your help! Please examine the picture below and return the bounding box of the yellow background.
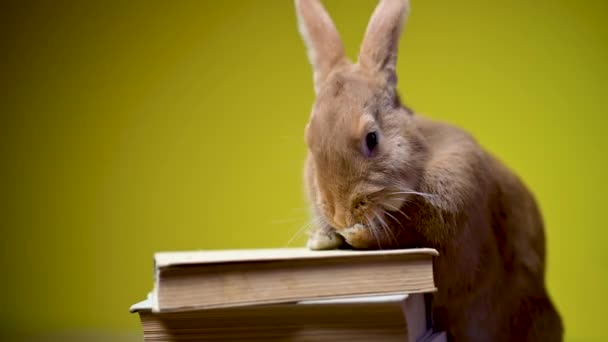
[2,1,606,341]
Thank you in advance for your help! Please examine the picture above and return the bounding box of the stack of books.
[130,248,446,341]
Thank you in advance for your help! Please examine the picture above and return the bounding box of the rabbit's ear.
[295,0,345,93]
[358,0,409,86]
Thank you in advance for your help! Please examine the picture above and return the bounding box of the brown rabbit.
[294,0,563,340]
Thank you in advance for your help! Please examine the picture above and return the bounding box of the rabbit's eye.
[365,132,378,154]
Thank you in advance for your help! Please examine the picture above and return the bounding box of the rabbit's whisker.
[374,210,398,246]
[286,217,323,247]
[384,203,410,220]
[365,213,382,249]
[389,190,437,199]
[383,210,400,225]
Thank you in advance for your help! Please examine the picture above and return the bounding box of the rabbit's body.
[295,0,562,340]
[397,116,562,341]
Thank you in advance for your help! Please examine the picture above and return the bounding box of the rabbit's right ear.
[295,0,345,93]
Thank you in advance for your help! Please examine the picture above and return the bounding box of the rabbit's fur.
[295,0,563,340]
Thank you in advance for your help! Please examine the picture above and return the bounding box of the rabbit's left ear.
[295,0,346,93]
[358,0,410,86]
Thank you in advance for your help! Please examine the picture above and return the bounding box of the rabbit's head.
[297,0,429,247]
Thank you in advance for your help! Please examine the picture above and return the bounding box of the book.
[151,247,438,312]
[131,293,429,342]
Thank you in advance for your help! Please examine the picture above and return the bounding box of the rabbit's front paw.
[339,224,376,249]
[307,228,344,250]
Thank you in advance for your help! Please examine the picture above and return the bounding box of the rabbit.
[294,0,563,341]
